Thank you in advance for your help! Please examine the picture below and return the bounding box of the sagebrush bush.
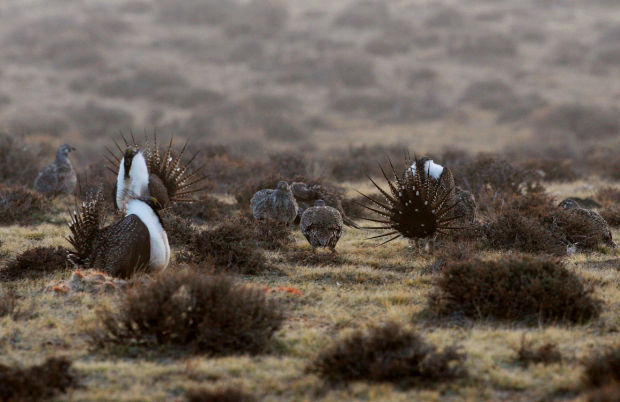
[309,322,465,387]
[0,357,77,401]
[188,219,270,274]
[0,134,42,186]
[600,207,620,228]
[161,213,198,248]
[185,385,256,402]
[535,103,619,140]
[0,184,51,225]
[0,290,17,318]
[582,346,620,389]
[428,256,602,324]
[2,246,70,281]
[90,271,284,355]
[519,158,580,182]
[596,187,620,206]
[483,213,567,255]
[514,337,562,366]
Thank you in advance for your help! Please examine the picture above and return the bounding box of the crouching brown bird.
[291,181,360,229]
[559,198,615,248]
[34,144,77,196]
[300,199,344,252]
[358,155,462,249]
[251,181,298,224]
[67,189,170,278]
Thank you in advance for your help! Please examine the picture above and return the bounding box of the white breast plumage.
[116,152,150,211]
[126,199,170,271]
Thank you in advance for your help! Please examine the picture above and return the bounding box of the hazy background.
[0,0,618,168]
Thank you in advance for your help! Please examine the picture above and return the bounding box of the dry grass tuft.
[0,290,18,318]
[284,250,346,266]
[514,337,563,366]
[0,357,78,401]
[310,322,465,387]
[0,184,51,225]
[600,207,620,228]
[185,385,256,402]
[596,187,620,206]
[582,345,620,389]
[428,256,602,324]
[89,271,284,356]
[2,246,69,281]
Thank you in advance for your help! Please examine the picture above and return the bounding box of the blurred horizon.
[0,0,618,168]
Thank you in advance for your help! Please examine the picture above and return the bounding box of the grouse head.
[142,196,163,211]
[57,144,76,158]
[314,199,326,207]
[123,146,140,178]
[276,181,290,191]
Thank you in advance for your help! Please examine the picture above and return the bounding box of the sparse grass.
[185,385,256,402]
[1,246,69,281]
[514,337,563,366]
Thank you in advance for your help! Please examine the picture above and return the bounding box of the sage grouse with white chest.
[251,181,298,224]
[108,135,206,212]
[300,199,343,252]
[33,144,77,196]
[358,155,462,246]
[67,190,170,278]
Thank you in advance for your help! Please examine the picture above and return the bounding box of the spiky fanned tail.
[66,189,106,266]
[107,131,208,206]
[357,155,463,246]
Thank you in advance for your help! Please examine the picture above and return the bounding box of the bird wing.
[34,164,59,194]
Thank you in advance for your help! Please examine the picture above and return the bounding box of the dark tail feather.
[66,189,106,265]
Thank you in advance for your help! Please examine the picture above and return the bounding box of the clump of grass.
[309,322,466,387]
[582,345,620,389]
[0,357,77,401]
[2,246,70,281]
[428,256,602,324]
[0,184,51,225]
[89,271,284,356]
[514,337,563,366]
[185,385,256,402]
[600,207,620,228]
[0,290,18,318]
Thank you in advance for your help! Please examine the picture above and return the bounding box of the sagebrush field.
[0,0,619,401]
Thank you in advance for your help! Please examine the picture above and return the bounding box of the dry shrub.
[327,144,405,182]
[309,322,465,386]
[428,256,602,324]
[0,290,18,318]
[600,207,620,228]
[582,346,620,389]
[260,115,308,143]
[332,56,376,88]
[586,383,620,402]
[161,214,197,248]
[232,172,282,208]
[268,152,310,178]
[453,154,540,200]
[284,250,346,267]
[459,80,519,112]
[535,104,620,141]
[585,146,620,180]
[596,187,620,206]
[519,158,579,182]
[0,185,51,225]
[0,357,77,401]
[514,337,562,366]
[89,271,284,356]
[483,213,567,255]
[2,246,70,281]
[0,134,44,186]
[186,214,290,274]
[333,1,391,30]
[447,31,518,61]
[66,102,134,138]
[170,195,236,224]
[185,385,256,402]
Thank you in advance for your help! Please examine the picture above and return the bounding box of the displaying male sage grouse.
[290,181,359,228]
[558,198,615,248]
[358,155,462,247]
[300,199,343,252]
[33,144,77,196]
[107,134,206,212]
[67,189,170,278]
[251,181,298,224]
